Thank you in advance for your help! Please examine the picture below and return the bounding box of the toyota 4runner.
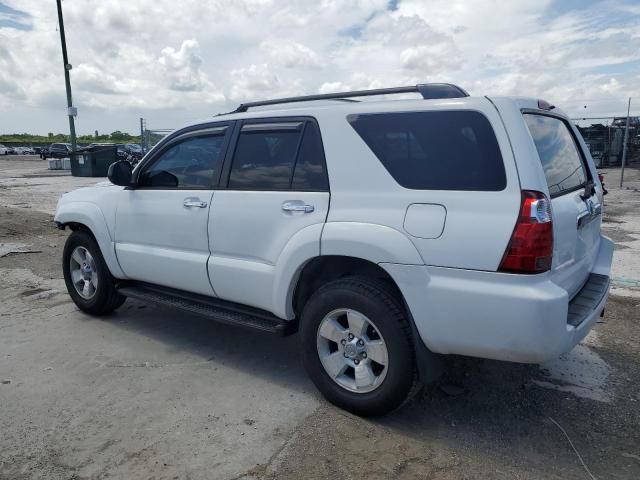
[54,84,613,416]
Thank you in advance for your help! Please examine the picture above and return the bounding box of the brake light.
[537,99,555,110]
[499,191,553,274]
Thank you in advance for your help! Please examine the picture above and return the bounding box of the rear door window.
[228,120,328,191]
[291,122,328,191]
[523,114,588,197]
[348,110,506,191]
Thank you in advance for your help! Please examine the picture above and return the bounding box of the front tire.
[300,277,416,416]
[62,230,125,315]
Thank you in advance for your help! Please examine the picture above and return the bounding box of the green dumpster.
[70,146,118,177]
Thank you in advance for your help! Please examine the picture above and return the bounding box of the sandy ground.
[0,156,639,480]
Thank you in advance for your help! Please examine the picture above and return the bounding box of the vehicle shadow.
[104,298,315,394]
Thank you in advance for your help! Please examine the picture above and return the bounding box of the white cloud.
[159,39,221,95]
[0,0,638,134]
[260,39,322,68]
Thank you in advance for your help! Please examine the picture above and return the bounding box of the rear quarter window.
[348,110,506,191]
[523,114,588,196]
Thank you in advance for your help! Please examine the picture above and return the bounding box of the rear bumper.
[381,235,614,364]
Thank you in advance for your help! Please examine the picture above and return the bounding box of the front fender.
[54,201,126,279]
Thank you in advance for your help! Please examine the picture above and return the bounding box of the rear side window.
[348,110,506,191]
[228,120,328,191]
[524,114,588,196]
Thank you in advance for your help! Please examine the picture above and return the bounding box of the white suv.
[55,84,612,416]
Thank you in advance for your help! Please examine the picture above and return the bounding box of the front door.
[115,126,230,296]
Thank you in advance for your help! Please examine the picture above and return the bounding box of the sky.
[0,0,639,135]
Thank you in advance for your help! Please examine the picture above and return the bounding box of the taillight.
[499,190,553,274]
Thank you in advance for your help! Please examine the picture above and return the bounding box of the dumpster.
[70,146,118,177]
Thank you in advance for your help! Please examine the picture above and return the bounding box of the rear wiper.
[580,180,596,201]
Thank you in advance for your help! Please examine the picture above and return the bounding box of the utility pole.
[56,0,77,152]
[140,118,145,152]
[620,97,631,188]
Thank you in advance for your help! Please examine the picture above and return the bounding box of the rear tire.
[62,230,125,316]
[300,276,416,416]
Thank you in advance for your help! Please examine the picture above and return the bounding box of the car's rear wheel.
[62,230,125,315]
[301,277,416,416]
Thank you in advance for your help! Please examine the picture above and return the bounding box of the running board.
[116,282,297,336]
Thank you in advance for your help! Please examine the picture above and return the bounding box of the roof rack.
[230,83,469,113]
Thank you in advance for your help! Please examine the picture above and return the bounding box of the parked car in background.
[42,143,72,159]
[54,83,612,416]
[119,143,144,164]
[0,144,7,155]
[14,146,35,155]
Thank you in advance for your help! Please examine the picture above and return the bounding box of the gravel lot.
[1,155,639,480]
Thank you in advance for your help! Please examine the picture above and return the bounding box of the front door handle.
[183,198,208,208]
[282,201,314,213]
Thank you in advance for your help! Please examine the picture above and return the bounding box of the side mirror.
[108,160,133,186]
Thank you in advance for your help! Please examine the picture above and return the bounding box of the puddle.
[534,332,612,402]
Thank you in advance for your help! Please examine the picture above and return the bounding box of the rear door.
[208,118,329,314]
[523,112,601,297]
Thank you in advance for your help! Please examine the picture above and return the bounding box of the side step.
[116,282,297,336]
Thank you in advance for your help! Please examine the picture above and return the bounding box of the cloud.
[0,0,638,134]
[260,39,322,68]
[228,63,303,102]
[159,39,216,93]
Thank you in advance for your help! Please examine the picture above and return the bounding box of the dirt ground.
[1,156,639,480]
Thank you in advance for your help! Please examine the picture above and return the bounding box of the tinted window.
[139,134,225,189]
[348,110,506,191]
[229,125,302,190]
[524,114,587,196]
[291,123,328,191]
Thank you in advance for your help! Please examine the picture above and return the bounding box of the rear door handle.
[183,197,208,208]
[282,201,314,213]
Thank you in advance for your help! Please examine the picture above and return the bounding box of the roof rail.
[230,83,469,113]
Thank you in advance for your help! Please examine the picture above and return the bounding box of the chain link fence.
[573,115,639,168]
[141,128,173,153]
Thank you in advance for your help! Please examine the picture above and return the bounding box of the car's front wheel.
[62,230,125,315]
[301,277,416,416]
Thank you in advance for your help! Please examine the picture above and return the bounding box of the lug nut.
[362,352,367,358]
[340,339,346,345]
[358,339,364,346]
[344,353,348,358]
[354,359,360,365]
[348,333,354,340]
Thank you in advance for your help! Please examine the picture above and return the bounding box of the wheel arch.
[291,255,404,319]
[292,255,442,385]
[55,201,126,279]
